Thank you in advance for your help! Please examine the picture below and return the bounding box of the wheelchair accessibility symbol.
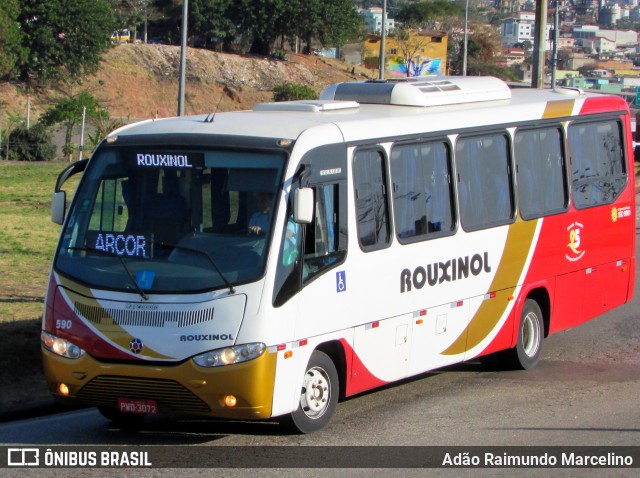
[336,271,346,293]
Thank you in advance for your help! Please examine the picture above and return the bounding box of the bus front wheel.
[281,350,338,433]
[506,298,544,370]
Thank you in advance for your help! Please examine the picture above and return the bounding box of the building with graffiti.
[363,31,448,78]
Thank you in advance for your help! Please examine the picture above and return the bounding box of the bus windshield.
[55,145,285,294]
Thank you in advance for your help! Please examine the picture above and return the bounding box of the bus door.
[350,147,412,386]
[275,144,349,339]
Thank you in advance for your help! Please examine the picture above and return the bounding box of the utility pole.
[78,107,86,162]
[532,0,548,88]
[177,0,188,116]
[462,0,469,76]
[379,0,387,80]
[551,0,559,89]
[26,95,31,129]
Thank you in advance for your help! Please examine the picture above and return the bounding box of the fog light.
[58,383,70,396]
[222,395,237,407]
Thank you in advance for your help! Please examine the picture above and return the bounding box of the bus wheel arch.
[281,347,340,434]
[507,297,546,370]
[315,340,347,400]
[523,287,550,340]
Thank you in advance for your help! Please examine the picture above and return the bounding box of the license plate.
[117,398,158,414]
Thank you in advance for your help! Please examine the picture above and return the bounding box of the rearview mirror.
[51,191,66,225]
[294,187,314,224]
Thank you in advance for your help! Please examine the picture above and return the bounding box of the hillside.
[0,43,371,122]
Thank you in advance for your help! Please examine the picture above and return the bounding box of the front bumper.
[42,345,277,419]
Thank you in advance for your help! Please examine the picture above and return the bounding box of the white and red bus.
[43,76,635,432]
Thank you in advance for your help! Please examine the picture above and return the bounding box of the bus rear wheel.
[281,350,338,433]
[505,298,544,370]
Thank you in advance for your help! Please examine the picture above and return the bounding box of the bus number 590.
[56,320,72,330]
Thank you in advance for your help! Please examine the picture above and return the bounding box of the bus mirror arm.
[55,159,88,192]
[51,159,88,225]
[294,187,314,224]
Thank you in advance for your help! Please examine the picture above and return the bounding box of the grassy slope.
[0,44,370,121]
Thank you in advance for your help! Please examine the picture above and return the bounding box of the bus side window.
[90,177,130,233]
[515,127,567,219]
[456,133,513,231]
[273,199,303,307]
[390,140,454,243]
[568,120,626,209]
[353,149,391,250]
[273,182,346,305]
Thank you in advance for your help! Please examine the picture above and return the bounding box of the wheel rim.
[300,366,331,420]
[521,311,541,357]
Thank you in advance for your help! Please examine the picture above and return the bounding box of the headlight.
[41,331,85,359]
[192,343,266,368]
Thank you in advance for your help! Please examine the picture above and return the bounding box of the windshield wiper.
[169,243,235,295]
[64,246,149,301]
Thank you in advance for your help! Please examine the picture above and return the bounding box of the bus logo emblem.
[130,338,144,354]
[612,205,631,222]
[566,222,585,262]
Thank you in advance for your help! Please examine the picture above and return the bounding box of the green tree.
[8,123,56,162]
[190,0,238,49]
[616,17,640,32]
[465,24,502,75]
[181,0,361,56]
[396,0,463,28]
[273,82,317,101]
[88,113,126,149]
[468,24,501,63]
[469,63,519,82]
[312,0,362,48]
[245,0,361,55]
[238,0,299,55]
[109,0,159,43]
[514,40,532,53]
[578,65,593,77]
[0,0,26,80]
[17,0,115,87]
[40,92,105,161]
[448,23,502,76]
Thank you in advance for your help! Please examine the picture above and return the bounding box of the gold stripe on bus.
[59,285,172,360]
[57,274,94,298]
[439,98,571,354]
[442,219,539,356]
[542,100,575,119]
[96,326,172,360]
